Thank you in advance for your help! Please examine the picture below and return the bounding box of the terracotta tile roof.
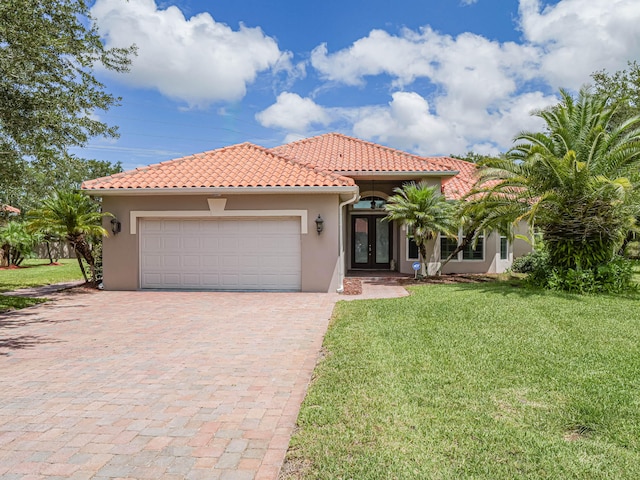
[436,157,479,200]
[82,142,355,190]
[1,205,20,215]
[270,132,459,174]
[271,133,478,199]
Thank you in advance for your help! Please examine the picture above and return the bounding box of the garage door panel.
[201,273,220,286]
[182,255,201,267]
[182,237,200,249]
[142,221,162,233]
[182,222,201,234]
[162,220,181,233]
[200,239,218,252]
[202,256,219,267]
[163,237,181,250]
[140,218,301,290]
[163,256,181,267]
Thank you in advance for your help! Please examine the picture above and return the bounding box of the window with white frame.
[462,232,484,260]
[440,236,458,260]
[500,236,508,260]
[440,230,485,261]
[406,226,419,260]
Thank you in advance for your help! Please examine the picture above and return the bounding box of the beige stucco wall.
[101,193,342,292]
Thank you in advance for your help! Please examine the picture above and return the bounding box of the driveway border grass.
[283,282,640,479]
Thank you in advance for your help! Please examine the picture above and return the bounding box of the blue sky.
[82,0,640,172]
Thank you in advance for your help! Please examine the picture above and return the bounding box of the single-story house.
[82,133,530,292]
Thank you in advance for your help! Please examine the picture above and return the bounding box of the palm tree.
[384,181,458,274]
[0,220,38,266]
[466,88,640,272]
[28,190,111,284]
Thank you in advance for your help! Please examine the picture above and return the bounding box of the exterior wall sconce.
[110,218,122,235]
[315,214,324,234]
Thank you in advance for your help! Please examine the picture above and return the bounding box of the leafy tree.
[0,0,133,210]
[592,61,640,128]
[466,88,640,290]
[28,190,111,284]
[0,220,39,266]
[450,151,503,164]
[384,181,458,275]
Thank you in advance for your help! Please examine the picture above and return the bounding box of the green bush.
[624,241,640,259]
[512,250,549,274]
[514,250,634,294]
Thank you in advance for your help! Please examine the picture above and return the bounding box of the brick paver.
[0,290,339,479]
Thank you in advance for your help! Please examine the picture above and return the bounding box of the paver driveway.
[0,289,338,479]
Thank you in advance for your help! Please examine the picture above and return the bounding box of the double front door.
[351,215,392,269]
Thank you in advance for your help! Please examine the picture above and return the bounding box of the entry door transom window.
[353,196,387,210]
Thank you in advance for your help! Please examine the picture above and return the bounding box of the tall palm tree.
[28,190,111,284]
[466,88,640,271]
[384,181,458,274]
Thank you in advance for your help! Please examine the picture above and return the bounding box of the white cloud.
[255,92,331,132]
[92,0,291,107]
[518,0,640,89]
[350,91,556,156]
[352,92,463,155]
[310,26,539,94]
[272,0,640,155]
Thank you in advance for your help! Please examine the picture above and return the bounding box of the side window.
[440,236,458,260]
[462,234,484,260]
[407,226,419,260]
[500,236,508,260]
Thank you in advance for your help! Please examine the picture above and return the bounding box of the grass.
[0,258,84,292]
[283,282,640,479]
[0,296,46,313]
[0,258,84,313]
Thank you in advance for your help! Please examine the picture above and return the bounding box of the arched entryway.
[350,195,392,269]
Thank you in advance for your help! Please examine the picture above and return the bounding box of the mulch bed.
[341,277,363,295]
[397,273,501,285]
[341,273,502,296]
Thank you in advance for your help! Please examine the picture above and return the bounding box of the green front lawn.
[0,258,84,292]
[284,283,640,479]
[0,259,84,312]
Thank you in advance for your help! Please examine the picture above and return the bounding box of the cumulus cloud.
[311,0,640,92]
[350,91,556,156]
[255,92,331,132]
[271,0,640,155]
[310,26,539,93]
[518,0,640,89]
[91,0,291,107]
[352,92,462,154]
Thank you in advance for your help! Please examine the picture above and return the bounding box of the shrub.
[624,241,640,259]
[514,251,634,294]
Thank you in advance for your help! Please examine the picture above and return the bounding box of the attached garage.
[139,218,301,291]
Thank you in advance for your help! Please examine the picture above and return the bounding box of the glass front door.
[351,215,392,269]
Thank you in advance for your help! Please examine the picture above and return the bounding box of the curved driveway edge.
[0,290,337,479]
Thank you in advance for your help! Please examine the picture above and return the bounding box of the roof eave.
[82,185,359,196]
[338,170,459,178]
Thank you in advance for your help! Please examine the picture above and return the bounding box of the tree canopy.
[592,61,640,129]
[0,0,133,210]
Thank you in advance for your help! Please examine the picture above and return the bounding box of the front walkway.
[0,282,407,479]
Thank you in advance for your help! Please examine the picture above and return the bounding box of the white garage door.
[139,218,301,291]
